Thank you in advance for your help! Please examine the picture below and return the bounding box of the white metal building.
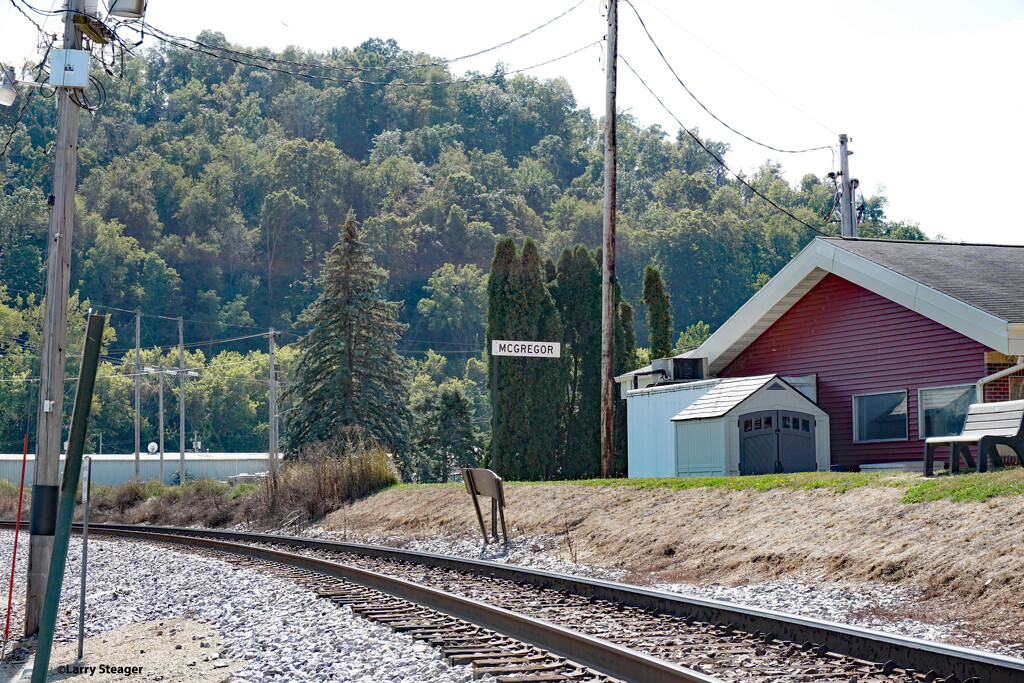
[0,453,279,487]
[671,376,830,477]
[626,378,721,478]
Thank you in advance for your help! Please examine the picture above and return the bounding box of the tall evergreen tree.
[614,297,638,476]
[552,245,601,478]
[283,218,412,460]
[641,265,673,359]
[486,237,562,480]
[486,236,517,476]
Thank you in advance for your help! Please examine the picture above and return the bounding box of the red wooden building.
[695,237,1024,470]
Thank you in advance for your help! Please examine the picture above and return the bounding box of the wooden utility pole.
[839,134,857,237]
[267,328,279,481]
[599,0,618,478]
[178,316,186,484]
[134,309,141,479]
[25,0,85,636]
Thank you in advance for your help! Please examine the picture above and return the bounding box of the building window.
[853,390,908,442]
[918,384,974,439]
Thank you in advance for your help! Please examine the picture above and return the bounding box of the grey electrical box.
[49,49,90,89]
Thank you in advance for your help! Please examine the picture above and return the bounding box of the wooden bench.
[924,399,1024,476]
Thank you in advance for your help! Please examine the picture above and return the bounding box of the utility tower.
[25,0,86,636]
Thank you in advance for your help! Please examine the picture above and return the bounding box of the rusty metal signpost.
[462,468,508,545]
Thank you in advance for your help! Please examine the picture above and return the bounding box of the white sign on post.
[491,340,561,358]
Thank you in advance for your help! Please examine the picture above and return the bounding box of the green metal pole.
[32,314,104,683]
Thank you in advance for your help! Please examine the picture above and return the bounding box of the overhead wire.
[9,0,47,35]
[620,54,834,237]
[140,28,601,88]
[623,0,832,156]
[634,0,839,139]
[129,0,588,76]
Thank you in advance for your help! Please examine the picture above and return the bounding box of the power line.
[635,0,839,139]
[128,0,587,76]
[9,0,47,35]
[623,0,831,156]
[620,54,834,238]
[140,28,601,88]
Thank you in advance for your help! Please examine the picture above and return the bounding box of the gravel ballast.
[0,531,480,682]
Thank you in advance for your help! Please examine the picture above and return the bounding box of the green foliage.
[486,237,562,480]
[641,265,673,359]
[412,380,483,482]
[283,218,412,459]
[416,263,487,346]
[675,320,711,353]
[551,245,601,478]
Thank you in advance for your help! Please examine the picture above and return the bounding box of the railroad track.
[7,522,1024,683]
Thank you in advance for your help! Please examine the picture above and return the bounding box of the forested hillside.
[0,33,923,467]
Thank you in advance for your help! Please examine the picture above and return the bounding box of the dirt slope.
[325,482,1024,641]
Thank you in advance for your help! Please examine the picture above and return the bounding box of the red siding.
[722,274,988,468]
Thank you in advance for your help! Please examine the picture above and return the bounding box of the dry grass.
[326,476,1024,641]
[240,432,397,526]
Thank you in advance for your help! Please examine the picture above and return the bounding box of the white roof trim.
[697,239,1018,373]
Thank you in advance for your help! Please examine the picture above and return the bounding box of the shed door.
[739,411,778,475]
[778,411,816,473]
[739,411,817,475]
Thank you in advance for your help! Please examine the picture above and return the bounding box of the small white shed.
[671,375,830,476]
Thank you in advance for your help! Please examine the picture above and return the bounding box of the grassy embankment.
[389,467,1024,504]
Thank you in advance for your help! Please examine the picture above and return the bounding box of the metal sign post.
[489,340,561,476]
[78,455,91,659]
[462,468,509,545]
[32,314,104,683]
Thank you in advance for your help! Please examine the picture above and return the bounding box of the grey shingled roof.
[672,375,776,421]
[822,238,1024,323]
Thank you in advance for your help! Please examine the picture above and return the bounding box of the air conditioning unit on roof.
[651,357,708,382]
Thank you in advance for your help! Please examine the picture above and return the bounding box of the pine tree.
[417,382,482,482]
[641,265,673,359]
[283,218,412,460]
[552,245,601,478]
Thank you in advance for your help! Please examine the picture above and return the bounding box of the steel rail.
[11,523,714,683]
[9,522,1024,683]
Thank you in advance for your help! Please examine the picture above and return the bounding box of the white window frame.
[917,383,975,439]
[852,390,908,443]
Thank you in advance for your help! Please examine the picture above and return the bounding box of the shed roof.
[671,375,776,421]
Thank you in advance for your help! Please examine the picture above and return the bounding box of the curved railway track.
[7,522,1023,683]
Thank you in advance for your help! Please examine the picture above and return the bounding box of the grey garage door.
[739,410,816,475]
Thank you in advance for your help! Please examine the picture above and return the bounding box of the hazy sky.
[2,1,1022,244]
